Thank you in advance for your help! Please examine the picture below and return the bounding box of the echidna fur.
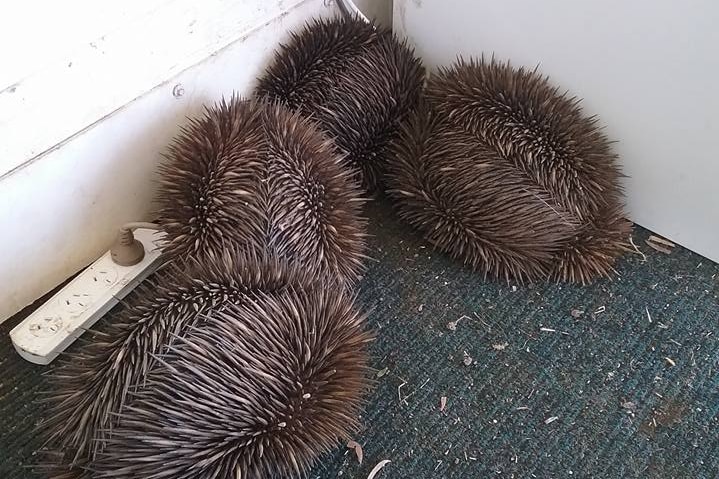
[156,97,368,284]
[41,249,371,476]
[255,16,425,191]
[33,451,91,479]
[91,288,372,479]
[387,57,630,284]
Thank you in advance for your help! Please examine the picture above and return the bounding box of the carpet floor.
[1,201,718,478]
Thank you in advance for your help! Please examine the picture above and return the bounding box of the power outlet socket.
[10,228,165,365]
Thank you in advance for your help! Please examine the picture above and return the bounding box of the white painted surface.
[0,0,315,177]
[0,0,169,91]
[10,229,165,364]
[394,0,719,263]
[0,0,389,323]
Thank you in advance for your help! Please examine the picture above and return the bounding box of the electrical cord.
[336,0,370,23]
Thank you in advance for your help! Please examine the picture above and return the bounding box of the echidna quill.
[255,16,425,191]
[33,452,91,479]
[41,250,373,477]
[91,288,372,479]
[156,97,367,284]
[387,57,630,283]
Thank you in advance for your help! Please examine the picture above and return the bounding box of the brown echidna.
[387,58,630,283]
[41,250,373,477]
[91,288,372,479]
[156,97,367,284]
[255,16,425,191]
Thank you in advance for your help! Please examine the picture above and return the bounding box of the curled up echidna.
[41,250,373,478]
[41,97,373,478]
[387,57,630,283]
[91,288,371,478]
[156,97,367,284]
[255,16,425,191]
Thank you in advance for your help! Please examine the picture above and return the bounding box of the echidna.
[156,97,367,284]
[255,16,425,191]
[387,57,630,283]
[91,288,372,479]
[41,249,373,477]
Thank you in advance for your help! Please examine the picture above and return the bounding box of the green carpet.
[1,201,718,478]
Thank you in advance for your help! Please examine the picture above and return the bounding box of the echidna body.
[156,97,367,284]
[42,250,372,477]
[43,251,308,459]
[256,16,425,191]
[92,288,372,479]
[387,58,630,283]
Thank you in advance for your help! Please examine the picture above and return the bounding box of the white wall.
[0,0,390,323]
[395,0,719,264]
